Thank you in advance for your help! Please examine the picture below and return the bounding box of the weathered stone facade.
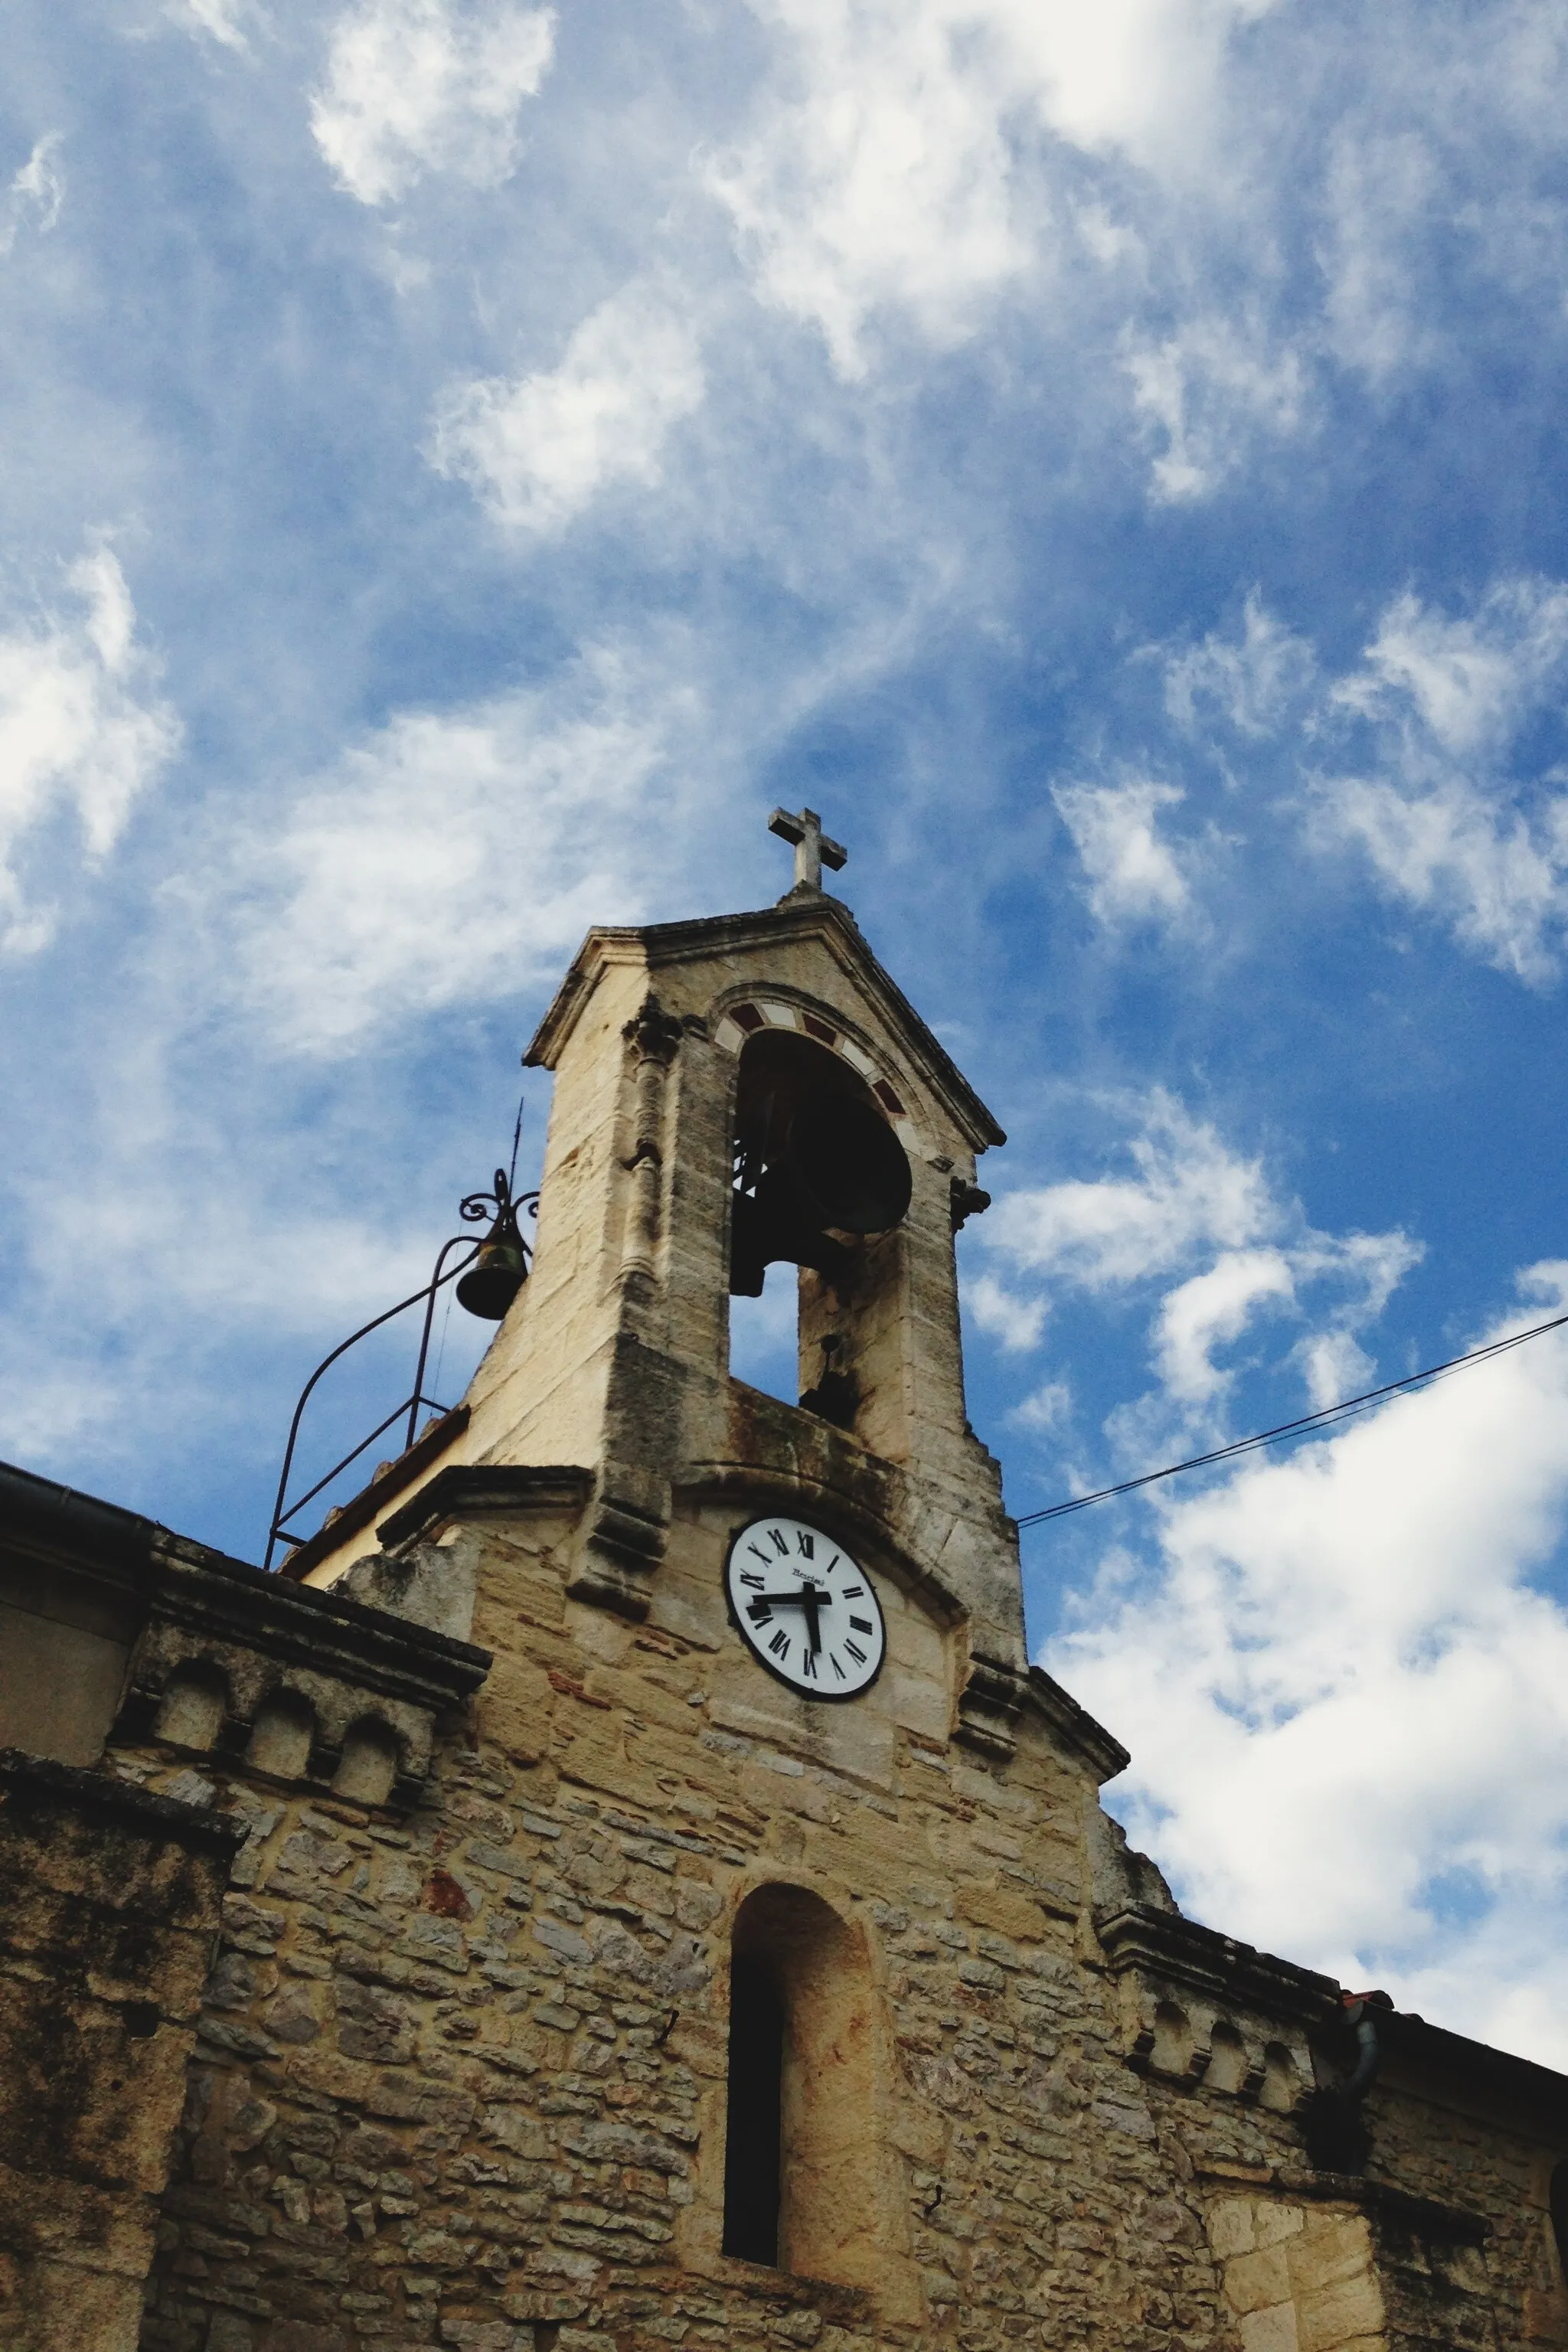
[2,882,1567,2352]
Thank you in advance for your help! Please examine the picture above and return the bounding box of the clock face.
[724,1513,886,1700]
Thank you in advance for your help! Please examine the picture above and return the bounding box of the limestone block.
[1240,2304,1301,2352]
[1209,2198,1259,2260]
[1295,2269,1387,2352]
[1226,2246,1296,2314]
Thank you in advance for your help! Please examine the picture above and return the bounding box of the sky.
[5,0,1568,2066]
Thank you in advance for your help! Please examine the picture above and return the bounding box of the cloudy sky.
[8,0,1568,2065]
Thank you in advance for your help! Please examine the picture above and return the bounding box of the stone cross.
[769,805,848,892]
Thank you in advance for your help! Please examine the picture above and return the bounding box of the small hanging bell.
[456,1209,528,1321]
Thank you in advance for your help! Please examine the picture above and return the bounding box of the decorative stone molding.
[954,1651,1030,1762]
[113,1540,492,1811]
[1097,1902,1336,2111]
[1027,1662,1131,1784]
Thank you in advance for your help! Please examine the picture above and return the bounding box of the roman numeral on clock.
[769,1628,790,1659]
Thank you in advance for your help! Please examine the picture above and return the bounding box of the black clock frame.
[722,1513,888,1704]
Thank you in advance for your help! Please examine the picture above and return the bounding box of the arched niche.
[332,1717,400,1807]
[722,1882,878,2287]
[246,1687,316,1781]
[1260,2041,1300,2112]
[1151,1999,1192,2078]
[1206,2020,1249,2096]
[155,1663,228,1753]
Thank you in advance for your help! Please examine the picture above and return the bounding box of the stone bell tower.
[7,806,1559,2352]
[412,805,1032,1757]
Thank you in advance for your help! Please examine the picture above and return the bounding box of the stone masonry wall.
[121,1500,1568,2352]
[126,1504,1246,2352]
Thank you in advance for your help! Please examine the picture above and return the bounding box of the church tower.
[6,811,1559,2352]
[299,806,1036,1761]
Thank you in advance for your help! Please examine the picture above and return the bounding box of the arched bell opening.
[721,1882,878,2285]
[727,1029,913,1450]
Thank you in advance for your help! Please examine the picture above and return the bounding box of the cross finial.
[769,805,848,893]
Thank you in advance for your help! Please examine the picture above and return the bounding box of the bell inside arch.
[456,1209,528,1321]
[730,1031,913,1297]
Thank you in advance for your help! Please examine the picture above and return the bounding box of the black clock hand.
[746,1580,829,1652]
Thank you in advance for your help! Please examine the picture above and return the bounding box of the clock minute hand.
[748,1579,829,1652]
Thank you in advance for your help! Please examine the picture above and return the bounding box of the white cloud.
[165,0,254,49]
[1053,778,1192,928]
[1154,1246,1295,1403]
[227,643,704,1052]
[966,1270,1049,1352]
[312,0,554,206]
[1313,577,1568,983]
[709,0,1277,377]
[1333,579,1568,760]
[985,1095,1272,1289]
[431,283,704,535]
[1051,1270,1568,2068]
[1317,776,1568,985]
[1,135,64,256]
[1164,588,1316,737]
[1125,313,1308,501]
[0,545,181,955]
[982,1095,1420,1440]
[1318,130,1440,384]
[1012,1377,1073,1433]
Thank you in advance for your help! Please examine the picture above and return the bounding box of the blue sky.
[7,0,1568,2063]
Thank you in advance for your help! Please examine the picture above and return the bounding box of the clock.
[724,1513,886,1700]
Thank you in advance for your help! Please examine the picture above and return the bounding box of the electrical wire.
[1014,1303,1568,1530]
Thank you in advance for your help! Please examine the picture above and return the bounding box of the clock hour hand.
[746,1579,828,1652]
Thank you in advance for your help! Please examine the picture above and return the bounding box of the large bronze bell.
[456,1210,528,1321]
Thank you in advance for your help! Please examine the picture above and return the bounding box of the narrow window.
[722,1952,784,2262]
[1551,2160,1568,2280]
[720,1883,877,2285]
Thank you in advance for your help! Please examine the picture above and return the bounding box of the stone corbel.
[564,1476,670,1623]
[954,1651,1030,1762]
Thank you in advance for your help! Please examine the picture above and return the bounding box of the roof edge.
[524,895,1006,1152]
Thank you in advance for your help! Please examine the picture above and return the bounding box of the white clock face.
[724,1514,886,1700]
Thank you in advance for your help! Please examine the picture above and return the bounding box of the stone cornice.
[524,896,1006,1152]
[0,1748,246,1860]
[1096,1901,1341,2027]
[145,1537,492,1718]
[373,1462,595,1552]
[1026,1664,1131,1785]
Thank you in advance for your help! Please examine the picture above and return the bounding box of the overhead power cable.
[1014,1303,1568,1530]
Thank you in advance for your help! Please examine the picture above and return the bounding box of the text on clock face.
[724,1515,886,1694]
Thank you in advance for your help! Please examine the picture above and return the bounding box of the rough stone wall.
[0,1752,240,2352]
[122,1502,1568,2352]
[1360,2079,1546,2349]
[129,1507,1244,2352]
[1120,2021,1557,2352]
